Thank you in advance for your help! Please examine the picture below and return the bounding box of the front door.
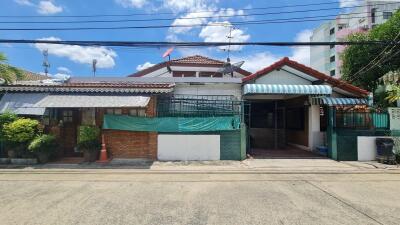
[60,109,80,157]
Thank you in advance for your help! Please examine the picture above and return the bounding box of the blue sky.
[0,0,360,77]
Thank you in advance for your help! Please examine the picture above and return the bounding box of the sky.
[0,0,366,77]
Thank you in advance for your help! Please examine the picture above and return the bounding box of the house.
[0,55,376,162]
[241,57,371,158]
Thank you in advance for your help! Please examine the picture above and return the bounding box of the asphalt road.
[0,171,399,225]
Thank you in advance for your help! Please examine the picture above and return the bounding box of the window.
[330,44,335,49]
[106,108,122,115]
[383,12,393,20]
[330,55,335,62]
[129,109,146,117]
[330,70,335,76]
[62,110,73,123]
[172,71,196,77]
[329,28,335,35]
[199,72,223,78]
[371,8,377,23]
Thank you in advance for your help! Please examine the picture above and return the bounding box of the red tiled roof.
[243,57,369,97]
[63,82,174,89]
[129,55,251,77]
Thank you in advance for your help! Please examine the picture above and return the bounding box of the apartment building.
[310,0,400,78]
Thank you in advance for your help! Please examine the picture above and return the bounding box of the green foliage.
[385,85,400,103]
[28,134,57,154]
[0,52,24,84]
[341,10,400,91]
[77,126,100,152]
[0,112,17,140]
[3,118,41,144]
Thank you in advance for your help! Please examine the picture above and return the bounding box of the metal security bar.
[157,95,243,117]
[335,111,389,130]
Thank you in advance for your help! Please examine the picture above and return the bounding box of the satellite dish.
[217,57,245,77]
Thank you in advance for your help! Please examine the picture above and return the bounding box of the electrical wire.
[0,3,395,24]
[0,0,388,18]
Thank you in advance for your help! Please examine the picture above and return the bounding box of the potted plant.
[77,126,101,162]
[3,118,41,159]
[28,134,57,163]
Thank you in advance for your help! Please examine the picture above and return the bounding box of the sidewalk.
[0,158,399,174]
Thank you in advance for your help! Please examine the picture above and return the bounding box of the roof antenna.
[92,59,97,77]
[226,26,234,63]
[42,49,50,77]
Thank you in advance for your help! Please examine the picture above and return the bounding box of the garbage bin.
[376,138,395,163]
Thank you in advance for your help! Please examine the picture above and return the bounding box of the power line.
[0,0,379,18]
[0,15,389,31]
[0,39,398,47]
[0,3,397,24]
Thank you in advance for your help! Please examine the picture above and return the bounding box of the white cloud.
[339,0,363,8]
[136,62,155,71]
[290,29,313,65]
[57,66,71,74]
[163,0,210,13]
[14,0,34,6]
[231,52,280,73]
[169,11,211,34]
[37,1,63,14]
[199,21,250,51]
[115,0,147,8]
[34,37,117,69]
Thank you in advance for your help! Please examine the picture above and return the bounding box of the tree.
[341,10,400,91]
[0,52,24,84]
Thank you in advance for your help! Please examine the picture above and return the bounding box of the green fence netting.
[103,115,241,132]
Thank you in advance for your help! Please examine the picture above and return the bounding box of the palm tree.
[0,52,24,84]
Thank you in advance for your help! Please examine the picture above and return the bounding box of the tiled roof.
[171,55,225,65]
[0,82,175,94]
[129,55,251,77]
[243,57,369,97]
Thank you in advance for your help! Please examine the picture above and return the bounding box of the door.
[60,109,81,157]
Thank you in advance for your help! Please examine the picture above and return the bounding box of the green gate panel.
[336,135,358,161]
[220,131,242,160]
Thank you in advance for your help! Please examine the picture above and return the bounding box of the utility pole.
[42,49,50,77]
[92,59,97,77]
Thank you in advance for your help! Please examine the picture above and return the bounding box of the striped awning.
[311,97,368,106]
[243,84,332,95]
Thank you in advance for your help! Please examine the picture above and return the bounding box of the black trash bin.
[376,138,395,163]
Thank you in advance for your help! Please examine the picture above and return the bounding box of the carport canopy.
[243,84,332,95]
[35,94,150,108]
[0,93,47,115]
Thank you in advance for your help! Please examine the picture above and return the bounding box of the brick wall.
[101,96,158,159]
[103,130,157,159]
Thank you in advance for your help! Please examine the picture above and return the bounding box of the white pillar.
[308,105,321,151]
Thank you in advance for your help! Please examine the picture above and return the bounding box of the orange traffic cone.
[97,134,109,163]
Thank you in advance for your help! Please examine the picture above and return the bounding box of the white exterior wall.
[158,135,220,161]
[308,105,324,151]
[174,83,242,100]
[254,69,312,85]
[140,66,245,78]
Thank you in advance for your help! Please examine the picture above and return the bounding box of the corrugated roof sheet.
[0,93,47,115]
[36,94,150,108]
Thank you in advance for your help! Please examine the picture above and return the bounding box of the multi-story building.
[310,0,400,78]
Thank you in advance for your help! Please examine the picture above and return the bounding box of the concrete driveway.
[0,169,399,225]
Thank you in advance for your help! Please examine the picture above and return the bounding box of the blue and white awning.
[243,84,332,95]
[311,97,368,106]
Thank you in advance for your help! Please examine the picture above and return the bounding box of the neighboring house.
[129,55,251,78]
[310,0,400,78]
[0,81,174,159]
